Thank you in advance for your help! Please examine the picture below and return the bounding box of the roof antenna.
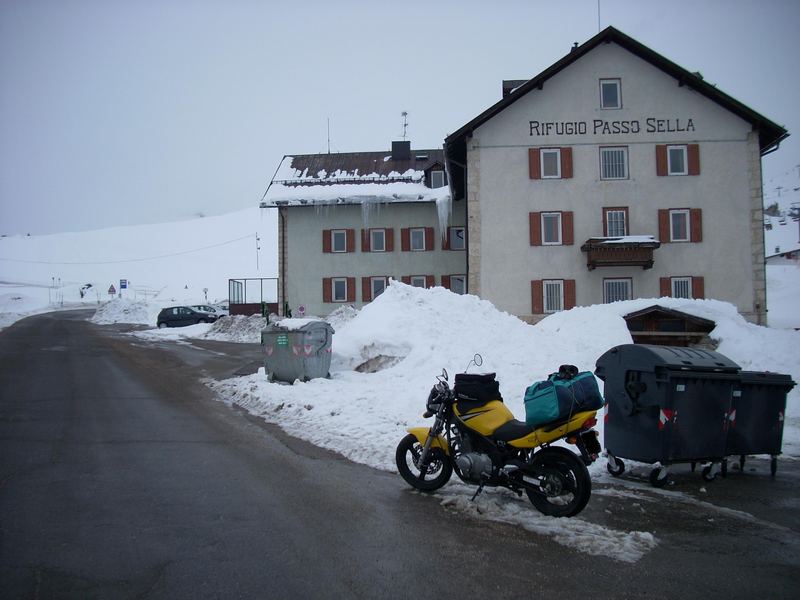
[597,0,601,32]
[401,111,408,140]
[327,118,331,154]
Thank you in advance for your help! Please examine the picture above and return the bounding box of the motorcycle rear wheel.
[525,447,592,518]
[395,433,453,492]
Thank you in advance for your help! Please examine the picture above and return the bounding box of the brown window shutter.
[690,209,703,242]
[442,228,451,250]
[401,276,411,284]
[531,280,544,314]
[562,211,574,245]
[323,230,332,253]
[564,279,576,310]
[346,229,355,253]
[656,145,668,176]
[660,277,671,297]
[602,209,609,236]
[529,212,542,246]
[424,227,434,251]
[442,275,451,289]
[401,228,410,251]
[692,276,705,299]
[361,229,370,252]
[362,277,372,302]
[529,148,541,179]
[323,278,332,303]
[687,144,700,176]
[425,275,435,288]
[385,228,395,252]
[658,210,670,243]
[346,277,356,303]
[561,147,573,179]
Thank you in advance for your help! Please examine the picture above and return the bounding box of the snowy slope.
[0,207,277,320]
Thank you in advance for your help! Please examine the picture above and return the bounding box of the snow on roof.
[262,151,450,207]
[764,215,800,257]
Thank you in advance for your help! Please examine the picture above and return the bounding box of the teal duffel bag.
[524,370,604,428]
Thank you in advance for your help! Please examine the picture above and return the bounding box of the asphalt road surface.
[1,311,798,599]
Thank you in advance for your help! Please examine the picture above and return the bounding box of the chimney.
[502,79,528,98]
[570,42,579,53]
[391,140,411,161]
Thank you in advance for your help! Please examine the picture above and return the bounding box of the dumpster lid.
[597,344,740,373]
[263,318,335,334]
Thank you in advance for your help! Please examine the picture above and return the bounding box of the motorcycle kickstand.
[470,482,486,502]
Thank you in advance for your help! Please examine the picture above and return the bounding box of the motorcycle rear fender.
[508,410,598,448]
[406,427,450,456]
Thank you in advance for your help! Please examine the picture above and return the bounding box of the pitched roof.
[764,215,800,258]
[261,148,448,207]
[445,26,788,157]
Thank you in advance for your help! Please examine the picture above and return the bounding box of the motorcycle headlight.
[426,387,442,412]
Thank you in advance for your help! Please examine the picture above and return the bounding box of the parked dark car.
[157,306,219,328]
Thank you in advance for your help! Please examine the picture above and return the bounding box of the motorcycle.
[395,356,601,517]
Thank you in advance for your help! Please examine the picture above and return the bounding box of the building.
[764,214,800,265]
[444,26,787,324]
[262,141,466,317]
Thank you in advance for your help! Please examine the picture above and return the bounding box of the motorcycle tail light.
[581,416,598,430]
[566,435,578,444]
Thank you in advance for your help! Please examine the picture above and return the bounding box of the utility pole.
[255,233,261,271]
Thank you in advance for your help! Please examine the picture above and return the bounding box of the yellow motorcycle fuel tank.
[454,400,514,436]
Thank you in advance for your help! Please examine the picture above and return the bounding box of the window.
[332,278,348,302]
[370,229,386,252]
[371,277,387,299]
[600,79,621,109]
[543,280,564,313]
[670,209,690,242]
[600,147,628,180]
[430,170,446,188]
[667,145,688,175]
[450,275,466,295]
[671,277,692,299]
[332,230,347,253]
[541,212,562,245]
[410,276,427,288]
[540,148,561,178]
[604,279,632,303]
[603,208,628,237]
[410,228,426,251]
[448,226,465,250]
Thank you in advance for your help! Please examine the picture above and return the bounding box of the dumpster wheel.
[606,454,625,477]
[701,464,717,482]
[649,467,669,488]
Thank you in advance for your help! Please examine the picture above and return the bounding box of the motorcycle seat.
[492,419,534,442]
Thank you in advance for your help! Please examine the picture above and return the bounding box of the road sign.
[120,279,128,289]
[108,285,116,295]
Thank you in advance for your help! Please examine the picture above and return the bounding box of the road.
[1,311,798,599]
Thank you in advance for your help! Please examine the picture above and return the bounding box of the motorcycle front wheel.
[395,433,453,492]
[525,446,592,518]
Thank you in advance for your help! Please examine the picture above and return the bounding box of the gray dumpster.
[261,319,334,383]
[728,372,795,475]
[595,344,741,485]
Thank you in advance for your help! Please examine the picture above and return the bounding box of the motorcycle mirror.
[473,354,483,367]
[441,368,448,381]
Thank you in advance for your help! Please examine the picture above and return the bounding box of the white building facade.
[445,27,787,324]
[263,143,467,317]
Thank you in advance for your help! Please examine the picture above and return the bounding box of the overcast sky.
[1,0,798,235]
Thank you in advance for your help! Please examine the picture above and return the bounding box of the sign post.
[119,279,128,298]
[108,284,117,298]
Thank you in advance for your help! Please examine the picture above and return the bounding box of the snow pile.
[203,315,266,343]
[91,298,161,325]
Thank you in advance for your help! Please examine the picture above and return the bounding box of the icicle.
[435,193,452,242]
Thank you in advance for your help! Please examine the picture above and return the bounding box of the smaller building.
[764,214,800,265]
[624,305,716,346]
[261,141,467,317]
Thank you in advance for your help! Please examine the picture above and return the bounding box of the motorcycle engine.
[455,452,493,482]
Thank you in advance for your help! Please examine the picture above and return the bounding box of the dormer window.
[430,170,446,188]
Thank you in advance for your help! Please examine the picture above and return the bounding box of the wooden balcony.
[580,236,660,270]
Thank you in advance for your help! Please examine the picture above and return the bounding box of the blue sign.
[120,279,128,289]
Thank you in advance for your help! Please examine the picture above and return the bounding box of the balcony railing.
[580,236,660,270]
